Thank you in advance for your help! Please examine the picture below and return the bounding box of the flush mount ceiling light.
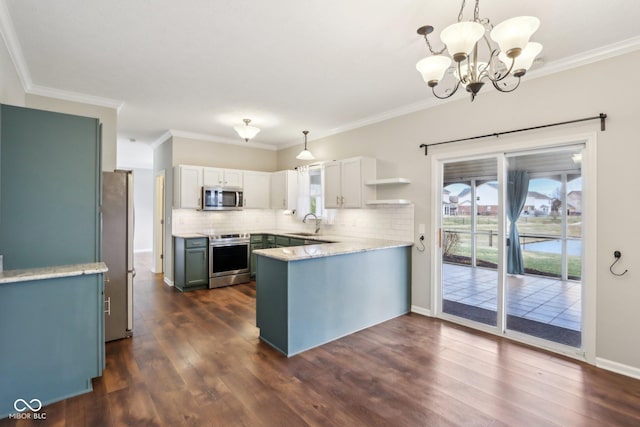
[233,118,261,142]
[415,0,542,101]
[296,130,314,160]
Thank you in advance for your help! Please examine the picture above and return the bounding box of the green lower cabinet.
[174,237,209,291]
[250,241,264,279]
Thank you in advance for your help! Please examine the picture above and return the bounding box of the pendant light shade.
[416,55,452,87]
[233,118,261,142]
[499,42,543,75]
[296,130,314,160]
[440,21,485,62]
[490,16,540,58]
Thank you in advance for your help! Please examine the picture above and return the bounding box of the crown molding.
[526,35,640,80]
[0,0,31,91]
[279,36,640,151]
[150,130,173,149]
[27,83,124,111]
[0,0,123,111]
[168,129,278,151]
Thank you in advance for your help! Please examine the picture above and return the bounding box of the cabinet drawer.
[265,235,275,244]
[289,238,305,246]
[186,237,208,248]
[275,236,290,246]
[250,234,264,243]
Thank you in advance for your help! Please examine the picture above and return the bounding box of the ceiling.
[3,0,640,149]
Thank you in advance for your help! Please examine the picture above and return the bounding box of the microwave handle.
[237,191,241,207]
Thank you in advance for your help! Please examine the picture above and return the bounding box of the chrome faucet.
[302,213,321,234]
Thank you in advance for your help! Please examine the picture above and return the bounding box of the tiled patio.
[443,263,582,331]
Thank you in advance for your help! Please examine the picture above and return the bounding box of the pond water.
[522,239,582,256]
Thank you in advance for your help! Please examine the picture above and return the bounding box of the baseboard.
[596,357,640,380]
[411,305,432,317]
[163,277,174,287]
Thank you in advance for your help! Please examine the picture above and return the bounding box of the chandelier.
[233,118,261,142]
[416,0,542,101]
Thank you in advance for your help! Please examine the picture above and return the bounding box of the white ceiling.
[3,0,640,149]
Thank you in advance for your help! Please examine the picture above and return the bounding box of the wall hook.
[609,250,628,276]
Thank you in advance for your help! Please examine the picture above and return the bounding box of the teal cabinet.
[250,234,265,279]
[275,235,290,247]
[174,237,209,291]
[0,272,105,419]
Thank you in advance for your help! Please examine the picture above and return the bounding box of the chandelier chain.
[457,0,466,22]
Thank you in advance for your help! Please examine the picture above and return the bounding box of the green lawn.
[442,215,582,279]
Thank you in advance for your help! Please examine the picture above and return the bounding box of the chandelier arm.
[492,76,521,93]
[431,80,462,100]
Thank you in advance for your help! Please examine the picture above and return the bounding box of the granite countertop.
[0,262,108,285]
[253,237,412,261]
[173,233,209,239]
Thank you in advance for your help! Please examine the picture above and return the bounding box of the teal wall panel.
[0,104,100,270]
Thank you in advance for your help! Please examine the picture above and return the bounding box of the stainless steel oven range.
[205,233,251,288]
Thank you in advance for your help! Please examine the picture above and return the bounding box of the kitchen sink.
[286,232,318,237]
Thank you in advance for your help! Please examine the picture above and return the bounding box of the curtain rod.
[419,113,607,156]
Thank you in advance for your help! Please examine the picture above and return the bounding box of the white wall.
[277,51,640,372]
[131,168,154,253]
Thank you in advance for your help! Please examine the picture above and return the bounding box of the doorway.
[154,171,165,274]
[432,136,595,359]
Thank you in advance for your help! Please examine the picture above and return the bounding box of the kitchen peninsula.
[254,236,411,356]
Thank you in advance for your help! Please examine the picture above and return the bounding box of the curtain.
[296,165,310,220]
[507,170,530,274]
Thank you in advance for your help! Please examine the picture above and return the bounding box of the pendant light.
[296,130,314,160]
[233,118,261,142]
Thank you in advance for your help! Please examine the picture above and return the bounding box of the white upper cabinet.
[243,171,271,209]
[323,162,342,209]
[322,157,376,209]
[203,167,243,188]
[270,170,297,210]
[174,165,203,209]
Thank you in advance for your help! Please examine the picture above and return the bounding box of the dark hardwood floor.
[4,253,640,426]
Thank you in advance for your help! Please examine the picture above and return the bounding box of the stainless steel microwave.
[201,187,243,211]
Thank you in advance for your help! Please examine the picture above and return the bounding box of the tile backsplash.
[172,204,414,242]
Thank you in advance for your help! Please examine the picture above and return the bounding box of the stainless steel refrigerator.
[102,170,135,341]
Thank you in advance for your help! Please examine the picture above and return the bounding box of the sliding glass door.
[441,157,500,327]
[505,149,583,347]
[438,146,584,350]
